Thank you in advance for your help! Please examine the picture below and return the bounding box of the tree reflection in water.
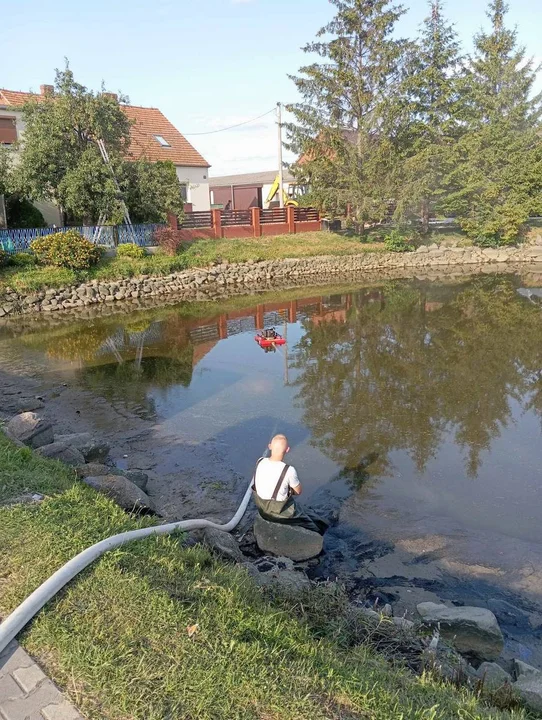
[293,277,542,480]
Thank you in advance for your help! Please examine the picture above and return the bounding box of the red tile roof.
[0,89,209,168]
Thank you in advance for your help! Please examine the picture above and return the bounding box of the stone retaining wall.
[2,244,542,319]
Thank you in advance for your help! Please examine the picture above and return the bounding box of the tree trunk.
[421,199,430,235]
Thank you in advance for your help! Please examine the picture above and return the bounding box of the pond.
[2,272,542,664]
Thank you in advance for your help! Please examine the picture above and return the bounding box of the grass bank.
[0,434,527,720]
[0,232,385,295]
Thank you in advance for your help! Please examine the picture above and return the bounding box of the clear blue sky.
[2,0,541,175]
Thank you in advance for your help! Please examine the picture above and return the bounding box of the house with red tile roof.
[0,84,211,225]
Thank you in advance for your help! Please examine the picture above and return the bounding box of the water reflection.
[293,277,542,478]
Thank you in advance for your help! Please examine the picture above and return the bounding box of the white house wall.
[0,108,62,226]
[176,166,210,212]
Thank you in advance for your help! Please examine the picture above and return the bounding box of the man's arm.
[288,467,302,496]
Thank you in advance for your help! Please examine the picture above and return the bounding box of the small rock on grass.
[477,662,512,689]
[202,527,244,563]
[7,412,53,449]
[37,442,85,467]
[55,433,110,463]
[513,659,541,680]
[82,475,154,512]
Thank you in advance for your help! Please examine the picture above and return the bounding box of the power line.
[184,108,276,136]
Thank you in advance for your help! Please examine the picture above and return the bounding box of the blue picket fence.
[0,223,166,254]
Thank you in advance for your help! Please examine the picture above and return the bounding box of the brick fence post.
[167,212,178,230]
[251,207,261,237]
[287,205,296,234]
[212,209,223,239]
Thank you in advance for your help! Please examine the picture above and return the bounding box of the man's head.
[269,434,290,460]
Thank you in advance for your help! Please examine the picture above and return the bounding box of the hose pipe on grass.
[0,479,254,654]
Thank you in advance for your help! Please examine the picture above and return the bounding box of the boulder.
[37,442,85,466]
[7,412,54,449]
[15,397,45,413]
[513,659,541,680]
[76,463,114,479]
[417,602,504,661]
[82,475,154,512]
[245,562,311,593]
[253,515,323,562]
[202,527,244,563]
[514,674,542,713]
[477,662,512,689]
[55,433,110,463]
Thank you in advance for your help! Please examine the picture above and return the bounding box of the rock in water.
[477,662,512,689]
[37,442,85,466]
[82,475,154,512]
[253,515,323,561]
[7,412,54,449]
[417,602,504,661]
[55,433,110,463]
[203,528,244,563]
[124,470,149,492]
[514,674,542,712]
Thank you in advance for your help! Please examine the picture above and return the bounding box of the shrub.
[0,249,9,268]
[5,195,47,229]
[384,229,415,253]
[9,252,37,267]
[153,227,185,256]
[31,230,102,270]
[116,243,147,259]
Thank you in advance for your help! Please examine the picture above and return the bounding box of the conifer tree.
[286,0,409,226]
[394,0,461,233]
[444,0,542,243]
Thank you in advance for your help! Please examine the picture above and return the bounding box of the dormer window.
[154,135,171,147]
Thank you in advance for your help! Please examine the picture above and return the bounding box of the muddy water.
[2,274,542,665]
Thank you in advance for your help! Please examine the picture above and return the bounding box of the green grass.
[0,232,384,295]
[0,434,529,720]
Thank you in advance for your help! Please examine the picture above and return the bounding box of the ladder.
[94,138,136,245]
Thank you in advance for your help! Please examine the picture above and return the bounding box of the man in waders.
[252,434,328,535]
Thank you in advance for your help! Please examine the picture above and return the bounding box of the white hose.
[0,479,254,654]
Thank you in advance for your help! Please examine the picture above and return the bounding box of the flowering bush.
[153,227,185,256]
[31,230,102,270]
[116,243,147,259]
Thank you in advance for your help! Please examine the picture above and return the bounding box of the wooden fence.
[171,206,321,240]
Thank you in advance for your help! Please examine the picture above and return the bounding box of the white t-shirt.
[254,458,300,502]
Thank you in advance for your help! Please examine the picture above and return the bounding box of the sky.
[2,0,541,177]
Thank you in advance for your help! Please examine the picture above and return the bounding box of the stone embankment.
[2,243,542,318]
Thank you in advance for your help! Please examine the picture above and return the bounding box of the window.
[180,184,188,202]
[154,135,171,147]
[0,117,17,145]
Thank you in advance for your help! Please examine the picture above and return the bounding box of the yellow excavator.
[265,174,300,208]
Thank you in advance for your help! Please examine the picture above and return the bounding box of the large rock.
[202,527,244,563]
[76,463,114,478]
[124,469,149,492]
[514,673,542,713]
[82,475,154,512]
[37,442,85,466]
[477,662,512,689]
[253,515,323,561]
[55,433,110,463]
[7,412,53,449]
[513,659,541,680]
[417,602,504,661]
[245,557,311,593]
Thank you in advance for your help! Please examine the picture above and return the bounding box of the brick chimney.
[103,92,118,102]
[40,84,54,96]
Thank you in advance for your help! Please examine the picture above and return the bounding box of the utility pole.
[277,102,284,209]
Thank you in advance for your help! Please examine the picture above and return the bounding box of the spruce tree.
[445,0,542,243]
[286,0,408,226]
[394,0,461,233]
